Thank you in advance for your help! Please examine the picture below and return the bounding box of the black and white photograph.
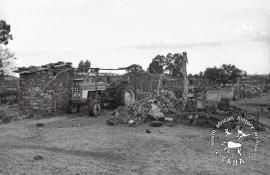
[0,0,270,174]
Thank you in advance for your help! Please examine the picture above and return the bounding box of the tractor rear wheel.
[117,85,135,106]
[88,100,101,117]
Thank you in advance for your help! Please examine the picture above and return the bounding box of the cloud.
[131,40,239,50]
[235,25,270,43]
[131,26,270,50]
[251,31,270,43]
[253,35,270,43]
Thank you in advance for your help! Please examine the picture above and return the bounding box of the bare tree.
[0,47,16,85]
[0,19,16,85]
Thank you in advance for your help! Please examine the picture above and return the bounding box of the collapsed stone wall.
[128,73,184,100]
[18,64,74,116]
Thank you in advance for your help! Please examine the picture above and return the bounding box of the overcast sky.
[0,0,269,74]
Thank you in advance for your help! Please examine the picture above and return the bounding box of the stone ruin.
[15,62,74,116]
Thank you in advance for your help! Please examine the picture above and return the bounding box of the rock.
[131,165,139,172]
[150,121,163,127]
[146,129,151,133]
[128,119,136,127]
[115,106,130,124]
[36,123,45,127]
[33,155,44,161]
[106,118,116,126]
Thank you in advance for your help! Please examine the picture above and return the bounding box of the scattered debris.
[150,121,163,127]
[1,117,11,124]
[16,114,33,120]
[128,119,136,127]
[131,165,140,172]
[33,155,44,161]
[106,118,117,126]
[106,106,132,126]
[36,123,45,127]
[115,106,130,124]
[148,100,165,120]
[145,129,151,133]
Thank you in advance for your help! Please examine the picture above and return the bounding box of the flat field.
[0,94,270,175]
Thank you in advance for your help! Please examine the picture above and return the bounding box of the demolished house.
[15,62,74,116]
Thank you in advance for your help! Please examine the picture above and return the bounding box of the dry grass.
[0,95,270,175]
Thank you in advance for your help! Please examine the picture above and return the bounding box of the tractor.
[68,68,136,116]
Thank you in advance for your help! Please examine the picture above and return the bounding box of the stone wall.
[129,73,183,92]
[18,64,74,116]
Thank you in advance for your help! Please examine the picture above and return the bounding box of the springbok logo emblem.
[224,128,233,136]
[221,141,242,156]
[221,128,251,156]
[210,116,260,166]
[237,129,251,140]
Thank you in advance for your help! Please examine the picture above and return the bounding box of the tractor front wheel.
[88,100,101,117]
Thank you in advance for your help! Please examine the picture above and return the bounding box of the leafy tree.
[147,55,165,74]
[84,59,91,70]
[78,59,91,73]
[204,66,220,83]
[188,73,193,78]
[78,60,84,69]
[147,52,189,105]
[126,64,144,74]
[171,53,187,77]
[148,52,188,77]
[193,74,199,78]
[204,64,245,86]
[162,52,188,78]
[0,20,13,45]
[164,53,173,75]
[147,60,164,74]
[169,52,189,105]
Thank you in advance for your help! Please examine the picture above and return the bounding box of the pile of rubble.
[106,90,183,125]
[188,86,207,98]
[127,91,182,124]
[241,85,264,98]
[135,89,155,101]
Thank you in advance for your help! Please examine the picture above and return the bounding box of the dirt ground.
[0,95,270,175]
